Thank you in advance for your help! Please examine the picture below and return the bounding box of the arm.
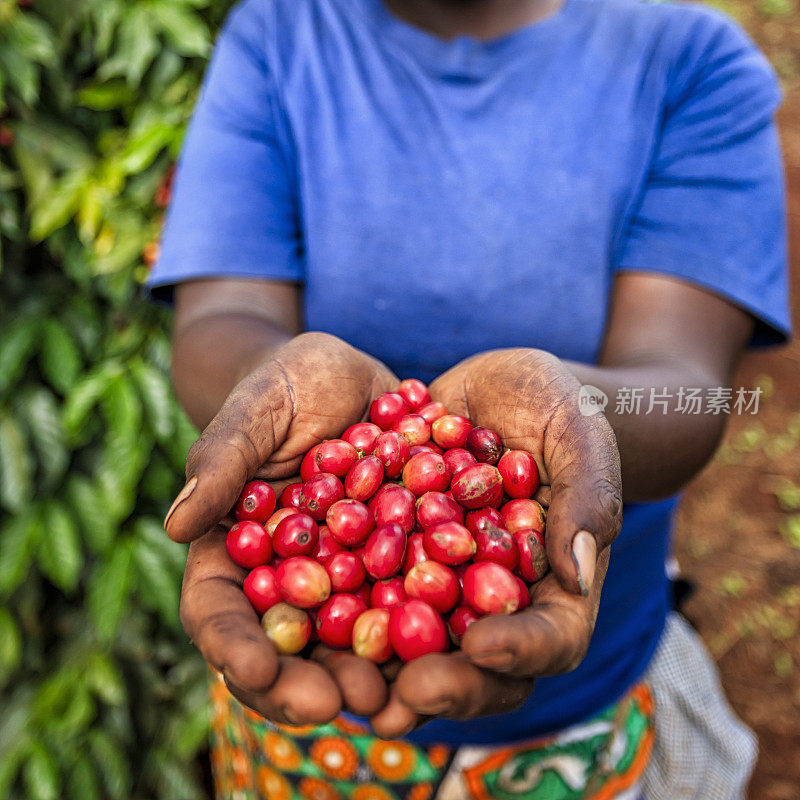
[569,271,753,501]
[370,273,753,738]
[172,278,302,428]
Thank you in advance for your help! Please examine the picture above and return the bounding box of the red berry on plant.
[272,513,318,558]
[226,521,272,569]
[388,600,448,662]
[243,565,281,614]
[353,608,393,663]
[325,551,367,592]
[344,454,384,502]
[235,480,277,523]
[497,450,540,499]
[450,464,503,509]
[462,562,520,615]
[315,593,368,649]
[276,556,331,609]
[326,499,376,546]
[423,522,476,565]
[404,561,461,613]
[316,439,359,477]
[369,392,410,430]
[362,523,407,579]
[397,379,431,411]
[262,603,312,655]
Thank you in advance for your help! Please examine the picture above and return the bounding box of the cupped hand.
[166,332,397,725]
[164,332,397,544]
[371,349,622,738]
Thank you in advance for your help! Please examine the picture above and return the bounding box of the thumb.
[543,404,622,596]
[164,364,293,543]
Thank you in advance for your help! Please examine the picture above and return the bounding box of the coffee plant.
[0,1,235,797]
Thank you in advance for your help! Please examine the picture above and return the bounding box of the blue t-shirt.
[149,0,790,745]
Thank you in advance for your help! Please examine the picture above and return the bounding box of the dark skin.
[163,0,755,739]
[166,270,752,737]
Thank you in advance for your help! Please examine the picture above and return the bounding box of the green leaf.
[0,414,34,514]
[68,756,102,800]
[89,730,130,798]
[39,319,83,394]
[22,387,69,491]
[30,168,87,241]
[86,652,126,706]
[37,501,83,593]
[0,512,40,598]
[117,122,175,175]
[133,535,180,628]
[65,475,115,554]
[77,80,135,110]
[23,743,59,800]
[62,361,122,441]
[0,317,39,395]
[87,539,133,642]
[0,608,22,680]
[51,685,96,740]
[151,2,210,57]
[131,358,174,440]
[99,7,159,87]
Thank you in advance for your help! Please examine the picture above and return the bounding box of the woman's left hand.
[370,349,623,738]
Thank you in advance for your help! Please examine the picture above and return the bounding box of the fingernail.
[468,650,515,671]
[571,530,597,597]
[164,475,198,530]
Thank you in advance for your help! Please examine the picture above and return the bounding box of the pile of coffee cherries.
[226,379,547,663]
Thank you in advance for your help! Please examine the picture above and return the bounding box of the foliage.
[0,1,235,797]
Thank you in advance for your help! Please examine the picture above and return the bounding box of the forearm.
[172,313,292,428]
[567,360,730,502]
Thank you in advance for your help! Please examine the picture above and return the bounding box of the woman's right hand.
[164,332,397,725]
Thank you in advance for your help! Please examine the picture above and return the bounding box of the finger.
[165,361,294,543]
[369,685,425,740]
[311,646,389,716]
[225,657,342,725]
[395,653,532,719]
[461,554,609,677]
[542,402,621,595]
[180,528,279,692]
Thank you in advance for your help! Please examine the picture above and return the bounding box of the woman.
[151,0,789,797]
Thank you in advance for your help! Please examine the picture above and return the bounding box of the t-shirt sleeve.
[147,0,302,300]
[614,11,790,344]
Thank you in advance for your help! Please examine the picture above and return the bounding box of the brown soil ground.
[675,3,800,798]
